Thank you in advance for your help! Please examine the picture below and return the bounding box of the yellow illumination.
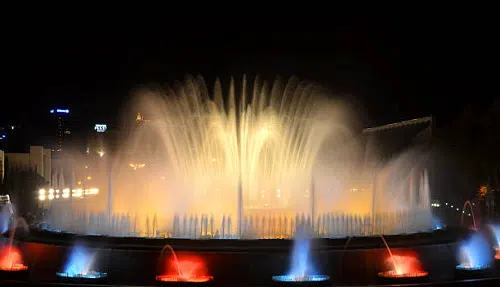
[39,194,45,201]
[129,163,146,170]
[86,176,92,180]
[39,189,46,195]
[88,188,99,195]
[48,194,54,200]
[49,189,54,194]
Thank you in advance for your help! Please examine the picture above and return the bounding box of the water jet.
[156,244,213,284]
[0,217,29,280]
[43,76,434,239]
[455,232,492,278]
[56,245,107,283]
[377,235,428,283]
[272,225,329,285]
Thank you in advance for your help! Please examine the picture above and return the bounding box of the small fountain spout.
[378,234,400,274]
[461,201,477,230]
[161,244,183,278]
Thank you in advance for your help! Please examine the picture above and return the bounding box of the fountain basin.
[0,245,29,281]
[0,267,28,281]
[156,274,213,282]
[377,270,428,284]
[455,264,491,279]
[272,275,330,286]
[0,263,27,272]
[56,271,107,283]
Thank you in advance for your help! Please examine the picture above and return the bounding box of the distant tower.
[50,108,71,152]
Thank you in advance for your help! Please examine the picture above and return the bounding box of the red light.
[0,246,28,272]
[157,254,213,283]
[495,248,500,260]
[156,274,213,283]
[378,251,427,278]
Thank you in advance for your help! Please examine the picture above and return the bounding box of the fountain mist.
[156,244,213,282]
[457,232,493,270]
[44,75,434,239]
[57,245,106,279]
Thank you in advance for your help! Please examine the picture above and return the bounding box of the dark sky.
[1,16,494,131]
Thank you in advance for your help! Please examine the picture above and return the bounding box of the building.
[335,116,434,215]
[49,108,71,152]
[1,146,52,185]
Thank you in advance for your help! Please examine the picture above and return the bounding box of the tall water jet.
[114,75,341,237]
[56,245,107,281]
[456,232,492,277]
[0,195,13,234]
[44,75,435,239]
[272,224,329,283]
[0,217,29,276]
[489,225,500,260]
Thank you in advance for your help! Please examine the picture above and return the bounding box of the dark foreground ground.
[3,227,500,286]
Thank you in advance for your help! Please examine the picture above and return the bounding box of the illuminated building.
[50,108,71,152]
[1,146,52,185]
[342,116,434,215]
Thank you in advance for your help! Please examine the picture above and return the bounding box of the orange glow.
[0,246,28,271]
[478,185,488,200]
[495,248,500,260]
[157,254,213,283]
[378,251,427,278]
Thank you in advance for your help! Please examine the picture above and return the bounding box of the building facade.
[1,146,52,185]
[50,108,71,152]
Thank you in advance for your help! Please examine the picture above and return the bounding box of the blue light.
[1,134,5,139]
[56,109,70,114]
[457,232,493,270]
[50,109,54,113]
[57,245,106,279]
[56,271,107,279]
[272,275,330,282]
[272,225,329,283]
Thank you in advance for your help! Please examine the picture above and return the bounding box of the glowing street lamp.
[129,163,146,170]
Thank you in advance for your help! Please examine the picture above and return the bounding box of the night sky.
[1,16,494,131]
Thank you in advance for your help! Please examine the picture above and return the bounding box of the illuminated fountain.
[0,218,29,280]
[490,225,500,260]
[0,246,27,272]
[461,200,477,231]
[56,245,107,281]
[156,244,213,283]
[44,75,434,239]
[272,225,329,284]
[455,232,492,277]
[0,195,13,234]
[377,235,428,281]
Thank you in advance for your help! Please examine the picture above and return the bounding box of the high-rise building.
[49,108,71,152]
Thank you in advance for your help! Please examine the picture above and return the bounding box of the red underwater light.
[157,252,213,283]
[0,246,28,272]
[377,252,428,279]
